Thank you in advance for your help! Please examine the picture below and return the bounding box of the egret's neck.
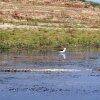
[63,48,66,52]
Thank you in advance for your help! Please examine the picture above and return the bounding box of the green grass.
[0,28,100,50]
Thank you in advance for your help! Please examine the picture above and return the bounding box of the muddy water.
[0,48,100,100]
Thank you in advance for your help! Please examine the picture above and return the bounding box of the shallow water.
[0,48,100,100]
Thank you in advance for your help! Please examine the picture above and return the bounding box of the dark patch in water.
[7,85,100,95]
[89,57,98,60]
[93,68,100,72]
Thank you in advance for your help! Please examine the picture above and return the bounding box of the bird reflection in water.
[59,53,66,59]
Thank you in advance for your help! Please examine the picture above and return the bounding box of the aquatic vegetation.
[0,28,100,50]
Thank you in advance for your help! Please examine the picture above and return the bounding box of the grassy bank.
[0,28,100,50]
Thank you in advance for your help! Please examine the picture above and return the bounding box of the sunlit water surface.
[0,48,100,100]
